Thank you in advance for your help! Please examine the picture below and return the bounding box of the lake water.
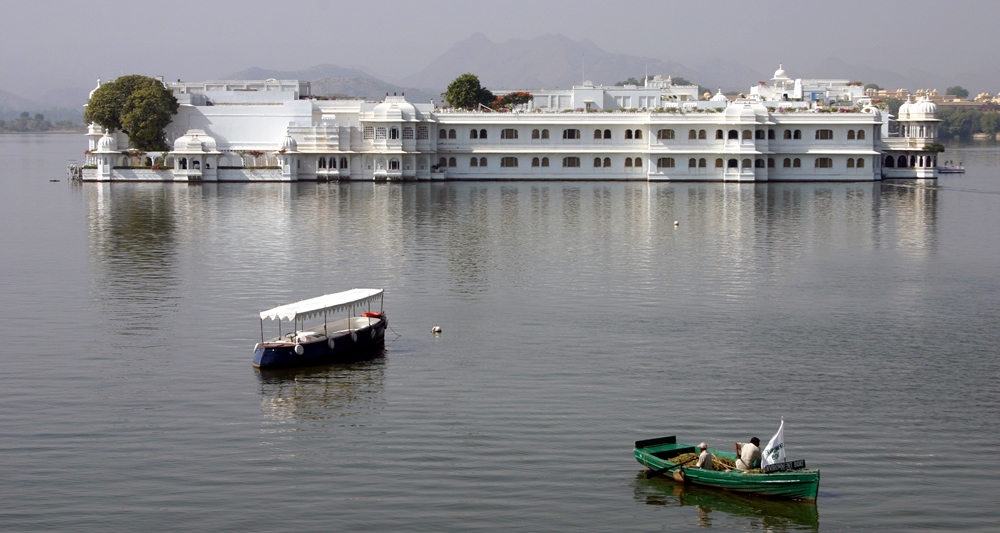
[1,134,998,531]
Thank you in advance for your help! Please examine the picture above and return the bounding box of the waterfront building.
[79,65,939,182]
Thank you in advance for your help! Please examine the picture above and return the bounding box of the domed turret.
[280,134,297,152]
[172,129,218,153]
[911,96,938,115]
[897,95,914,118]
[711,89,728,103]
[772,63,789,81]
[96,132,117,152]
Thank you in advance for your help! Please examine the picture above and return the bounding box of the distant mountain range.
[2,33,991,115]
[399,33,759,92]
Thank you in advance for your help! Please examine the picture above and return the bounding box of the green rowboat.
[634,436,820,501]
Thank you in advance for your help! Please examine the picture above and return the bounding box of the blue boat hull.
[253,318,387,369]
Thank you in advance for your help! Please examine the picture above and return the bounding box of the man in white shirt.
[692,442,714,470]
[735,437,761,471]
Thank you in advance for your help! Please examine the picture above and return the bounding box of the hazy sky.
[3,0,998,98]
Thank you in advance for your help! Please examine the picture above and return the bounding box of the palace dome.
[280,134,297,152]
[373,95,418,120]
[711,89,728,102]
[911,96,938,115]
[96,132,117,152]
[772,63,789,81]
[172,129,217,153]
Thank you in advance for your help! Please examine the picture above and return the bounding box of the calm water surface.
[1,134,998,531]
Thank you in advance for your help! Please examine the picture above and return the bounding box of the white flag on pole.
[761,419,786,468]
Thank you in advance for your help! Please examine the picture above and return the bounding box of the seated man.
[734,437,761,471]
[692,442,714,470]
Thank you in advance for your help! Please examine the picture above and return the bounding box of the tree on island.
[946,86,970,99]
[85,75,178,151]
[494,91,533,110]
[864,83,882,91]
[444,73,496,110]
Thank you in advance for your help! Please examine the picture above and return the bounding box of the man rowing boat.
[735,437,761,471]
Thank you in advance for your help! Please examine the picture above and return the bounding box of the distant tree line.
[0,112,82,133]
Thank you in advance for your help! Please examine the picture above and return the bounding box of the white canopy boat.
[254,288,387,369]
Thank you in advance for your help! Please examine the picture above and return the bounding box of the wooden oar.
[645,456,697,479]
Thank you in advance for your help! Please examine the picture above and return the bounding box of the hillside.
[401,33,758,92]
[224,64,436,102]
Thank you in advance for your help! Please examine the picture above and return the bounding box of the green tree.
[85,75,178,151]
[864,83,881,91]
[20,111,29,119]
[444,73,495,110]
[615,77,643,86]
[946,86,969,99]
[34,113,44,121]
[978,112,1000,136]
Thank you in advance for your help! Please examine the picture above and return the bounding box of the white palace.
[80,64,942,182]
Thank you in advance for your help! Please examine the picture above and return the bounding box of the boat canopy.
[259,288,383,321]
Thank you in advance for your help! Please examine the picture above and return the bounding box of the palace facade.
[80,65,942,182]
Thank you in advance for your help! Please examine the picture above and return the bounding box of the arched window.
[603,129,611,139]
[389,158,400,170]
[715,158,723,168]
[541,129,550,139]
[742,158,752,168]
[532,157,540,167]
[755,130,765,140]
[743,130,753,140]
[594,157,602,167]
[657,129,675,140]
[192,160,200,169]
[847,130,856,140]
[603,157,611,167]
[728,130,739,140]
[634,130,642,139]
[847,158,855,168]
[688,158,697,168]
[657,157,675,168]
[501,129,518,140]
[439,129,447,139]
[793,130,802,139]
[728,158,738,168]
[910,155,916,167]
[768,130,776,140]
[562,157,580,167]
[815,129,833,140]
[439,157,447,167]
[898,155,907,167]
[815,157,833,168]
[783,130,792,140]
[884,156,894,168]
[755,159,765,168]
[179,158,187,170]
[479,129,487,139]
[541,157,549,167]
[330,157,337,169]
[562,129,580,139]
[768,158,775,168]
[449,129,457,139]
[318,157,326,169]
[594,129,602,139]
[698,158,706,168]
[793,158,801,168]
[389,128,399,140]
[448,157,457,167]
[501,157,518,167]
[689,130,697,140]
[857,158,865,168]
[699,130,707,140]
[341,157,348,169]
[624,157,633,167]
[716,130,724,140]
[634,157,642,168]
[480,157,488,167]
[625,130,633,140]
[783,158,791,168]
[857,130,866,140]
[470,157,479,167]
[470,129,478,139]
[532,129,540,139]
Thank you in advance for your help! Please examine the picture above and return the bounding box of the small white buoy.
[294,344,305,355]
[431,325,442,334]
[674,220,679,226]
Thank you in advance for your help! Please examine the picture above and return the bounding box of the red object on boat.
[362,312,382,318]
